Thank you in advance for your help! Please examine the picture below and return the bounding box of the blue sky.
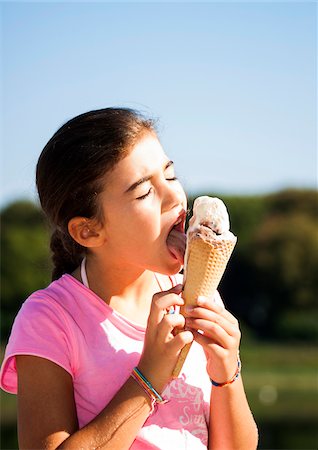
[1,1,317,208]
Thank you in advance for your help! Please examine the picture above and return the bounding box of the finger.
[186,318,234,348]
[196,296,239,325]
[185,307,239,337]
[167,330,194,355]
[149,285,184,325]
[157,312,186,342]
[191,330,226,356]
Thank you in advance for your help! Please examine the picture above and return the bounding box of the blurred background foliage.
[1,189,318,449]
[189,189,318,343]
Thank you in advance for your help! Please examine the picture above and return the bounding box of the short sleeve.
[0,294,76,393]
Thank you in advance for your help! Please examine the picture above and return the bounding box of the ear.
[68,217,106,248]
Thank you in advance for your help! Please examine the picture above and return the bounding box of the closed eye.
[136,187,154,200]
[136,177,178,200]
[165,161,177,181]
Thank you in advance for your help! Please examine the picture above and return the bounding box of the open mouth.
[166,210,187,264]
[169,209,187,234]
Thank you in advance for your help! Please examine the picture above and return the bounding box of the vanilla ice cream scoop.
[188,196,230,235]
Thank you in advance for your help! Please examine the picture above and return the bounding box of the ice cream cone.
[172,232,237,378]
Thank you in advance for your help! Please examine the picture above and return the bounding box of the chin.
[144,252,184,277]
[156,261,183,276]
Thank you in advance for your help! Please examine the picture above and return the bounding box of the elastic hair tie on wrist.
[210,358,241,387]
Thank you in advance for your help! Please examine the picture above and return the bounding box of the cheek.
[131,205,160,237]
[116,204,160,241]
[182,191,187,209]
[176,180,187,204]
[176,182,187,209]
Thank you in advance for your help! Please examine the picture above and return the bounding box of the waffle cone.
[172,233,237,378]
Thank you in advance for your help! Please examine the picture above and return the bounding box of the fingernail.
[214,304,225,311]
[185,305,194,313]
[212,298,225,310]
[173,284,183,292]
[197,296,206,305]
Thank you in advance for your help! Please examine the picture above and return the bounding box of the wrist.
[209,356,241,388]
[137,360,171,394]
[130,367,168,415]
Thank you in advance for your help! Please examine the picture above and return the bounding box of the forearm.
[209,376,258,450]
[57,377,152,450]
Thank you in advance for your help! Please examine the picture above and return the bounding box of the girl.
[0,108,258,449]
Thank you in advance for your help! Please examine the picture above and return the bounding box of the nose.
[161,179,186,213]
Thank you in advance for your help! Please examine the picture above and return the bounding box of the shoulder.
[18,274,95,322]
[10,276,80,331]
[0,276,82,393]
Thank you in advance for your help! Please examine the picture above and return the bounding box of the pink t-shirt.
[0,274,212,449]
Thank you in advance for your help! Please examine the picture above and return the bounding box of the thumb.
[166,283,183,295]
[149,284,184,326]
[153,283,183,300]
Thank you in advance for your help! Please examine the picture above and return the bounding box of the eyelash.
[137,188,153,201]
[136,177,178,200]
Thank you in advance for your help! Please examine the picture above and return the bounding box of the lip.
[165,208,187,264]
[168,208,187,236]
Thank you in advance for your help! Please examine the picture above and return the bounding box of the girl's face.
[98,132,187,275]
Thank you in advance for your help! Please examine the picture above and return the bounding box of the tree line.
[1,189,317,343]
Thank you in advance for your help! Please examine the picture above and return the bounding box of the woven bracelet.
[131,371,156,413]
[131,367,168,406]
[210,358,241,387]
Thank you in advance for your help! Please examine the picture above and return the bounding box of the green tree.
[252,213,318,309]
[249,200,318,340]
[1,200,51,341]
[266,189,318,220]
[191,189,318,341]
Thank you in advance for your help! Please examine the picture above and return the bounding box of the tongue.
[167,228,186,264]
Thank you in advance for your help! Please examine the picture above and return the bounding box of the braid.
[50,229,85,281]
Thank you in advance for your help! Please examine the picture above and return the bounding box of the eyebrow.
[125,160,174,193]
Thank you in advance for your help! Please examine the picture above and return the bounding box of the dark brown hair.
[36,107,156,280]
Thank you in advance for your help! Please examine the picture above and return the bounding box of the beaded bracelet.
[131,367,168,411]
[210,358,241,387]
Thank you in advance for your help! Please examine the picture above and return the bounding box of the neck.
[82,255,163,326]
[82,254,160,308]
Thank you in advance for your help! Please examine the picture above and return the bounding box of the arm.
[16,284,193,450]
[16,356,153,450]
[209,376,258,450]
[185,297,258,450]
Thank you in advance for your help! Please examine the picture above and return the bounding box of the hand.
[184,295,241,383]
[138,284,193,393]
